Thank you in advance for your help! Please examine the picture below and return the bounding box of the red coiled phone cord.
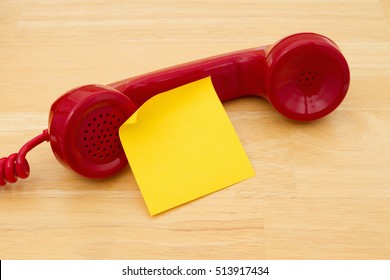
[0,129,49,186]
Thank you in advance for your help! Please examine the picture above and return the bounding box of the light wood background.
[1,0,390,260]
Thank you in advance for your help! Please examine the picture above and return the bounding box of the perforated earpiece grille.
[296,70,323,95]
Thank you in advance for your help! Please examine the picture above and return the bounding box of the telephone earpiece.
[0,32,350,186]
[265,33,350,120]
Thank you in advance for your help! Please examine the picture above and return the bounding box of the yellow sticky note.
[119,77,255,215]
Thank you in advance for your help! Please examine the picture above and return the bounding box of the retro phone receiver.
[0,33,350,186]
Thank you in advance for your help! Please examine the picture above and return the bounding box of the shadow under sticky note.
[119,77,255,215]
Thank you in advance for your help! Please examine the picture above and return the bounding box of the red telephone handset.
[0,33,350,186]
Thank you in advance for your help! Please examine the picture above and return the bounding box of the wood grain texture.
[0,0,389,259]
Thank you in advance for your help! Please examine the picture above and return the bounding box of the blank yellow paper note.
[119,77,255,215]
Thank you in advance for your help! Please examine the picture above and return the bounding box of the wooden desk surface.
[1,0,390,260]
